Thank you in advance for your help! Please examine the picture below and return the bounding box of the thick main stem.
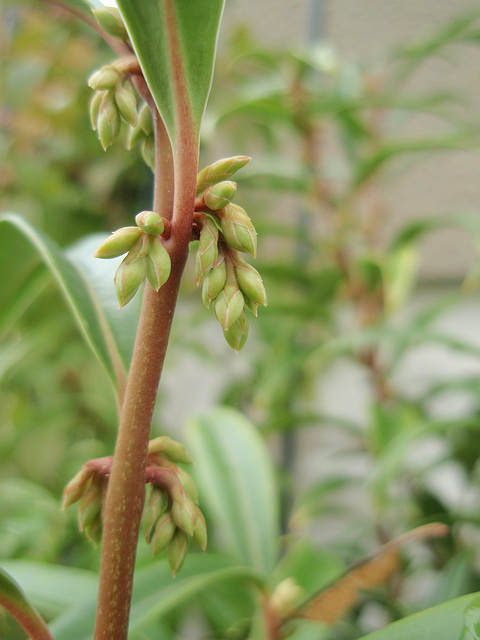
[93,110,196,638]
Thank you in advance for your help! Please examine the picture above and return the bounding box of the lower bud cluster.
[194,157,267,351]
[62,437,206,577]
[94,210,171,308]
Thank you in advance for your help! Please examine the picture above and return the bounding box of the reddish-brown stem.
[92,110,190,639]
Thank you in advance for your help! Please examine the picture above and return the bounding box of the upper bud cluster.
[89,61,137,150]
[94,211,171,308]
[193,157,267,351]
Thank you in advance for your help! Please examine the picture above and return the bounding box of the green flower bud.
[143,486,167,544]
[88,66,120,91]
[83,518,102,546]
[97,93,121,150]
[141,136,155,170]
[196,156,251,196]
[89,90,104,131]
[148,436,194,465]
[114,256,145,307]
[92,7,129,41]
[171,496,197,536]
[145,237,171,291]
[176,467,198,503]
[166,529,189,577]
[214,282,244,330]
[243,296,258,317]
[115,84,137,126]
[138,103,153,136]
[192,509,207,550]
[234,261,267,307]
[135,211,165,235]
[62,467,94,509]
[128,122,146,149]
[195,217,219,285]
[94,226,142,259]
[202,257,227,308]
[204,181,237,210]
[223,311,249,352]
[126,233,150,262]
[220,204,257,257]
[151,512,177,556]
[78,478,103,531]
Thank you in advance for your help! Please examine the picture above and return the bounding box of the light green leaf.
[117,0,225,150]
[0,214,139,393]
[0,560,97,620]
[186,406,280,573]
[0,567,54,640]
[358,593,480,640]
[47,554,264,640]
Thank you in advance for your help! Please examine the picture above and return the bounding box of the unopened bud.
[148,436,194,465]
[143,486,167,543]
[176,467,198,503]
[145,237,171,291]
[89,91,104,131]
[126,233,150,262]
[166,529,189,577]
[202,257,226,308]
[94,226,142,259]
[234,261,267,307]
[196,156,251,195]
[62,467,94,509]
[92,7,129,41]
[115,84,137,126]
[135,211,165,235]
[97,94,120,150]
[78,478,103,531]
[141,136,155,170]
[214,282,244,330]
[128,122,146,149]
[151,512,177,556]
[171,496,197,536]
[195,217,219,284]
[204,181,237,210]
[88,66,120,91]
[192,509,207,550]
[270,578,303,616]
[138,103,153,136]
[220,204,257,257]
[223,311,249,352]
[114,256,145,307]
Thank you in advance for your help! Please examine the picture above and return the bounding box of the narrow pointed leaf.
[0,214,139,393]
[186,407,280,573]
[0,567,54,640]
[116,0,225,150]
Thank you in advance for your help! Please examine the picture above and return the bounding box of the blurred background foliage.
[3,3,480,639]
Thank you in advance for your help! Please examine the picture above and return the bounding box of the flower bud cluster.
[194,157,267,351]
[63,460,111,546]
[88,61,137,151]
[144,437,207,576]
[94,211,171,308]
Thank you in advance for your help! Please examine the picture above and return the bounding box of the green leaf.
[186,406,280,573]
[48,554,264,640]
[358,593,480,640]
[0,214,139,393]
[0,560,98,620]
[117,0,225,151]
[0,566,55,640]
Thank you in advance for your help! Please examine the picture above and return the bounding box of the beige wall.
[222,1,480,280]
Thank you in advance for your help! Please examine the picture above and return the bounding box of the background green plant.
[3,4,480,640]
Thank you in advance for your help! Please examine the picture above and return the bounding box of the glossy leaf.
[0,214,140,393]
[47,554,264,640]
[358,593,480,640]
[0,567,54,640]
[186,406,280,573]
[116,0,225,150]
